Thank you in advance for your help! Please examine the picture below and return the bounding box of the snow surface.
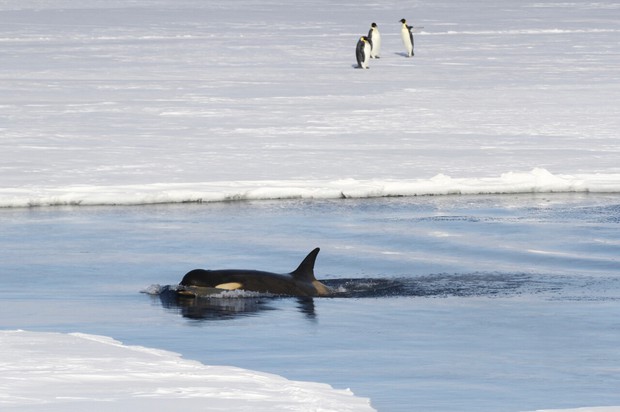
[1,0,620,410]
[2,0,620,208]
[0,330,374,411]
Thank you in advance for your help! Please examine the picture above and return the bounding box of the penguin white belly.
[362,42,371,68]
[401,27,413,56]
[370,31,381,58]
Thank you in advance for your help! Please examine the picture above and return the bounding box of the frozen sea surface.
[1,0,620,205]
[0,330,373,412]
[1,194,620,411]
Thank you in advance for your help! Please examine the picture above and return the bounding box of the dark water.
[1,194,620,411]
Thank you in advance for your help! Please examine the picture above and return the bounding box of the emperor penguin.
[356,36,371,69]
[368,22,381,58]
[400,18,414,57]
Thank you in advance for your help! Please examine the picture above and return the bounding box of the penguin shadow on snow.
[394,51,414,58]
[351,52,413,69]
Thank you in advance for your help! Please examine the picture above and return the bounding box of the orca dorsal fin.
[290,248,320,281]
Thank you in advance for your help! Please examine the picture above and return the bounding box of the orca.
[178,248,333,297]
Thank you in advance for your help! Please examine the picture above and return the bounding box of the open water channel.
[1,194,619,411]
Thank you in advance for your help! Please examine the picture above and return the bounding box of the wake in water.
[322,273,560,298]
[144,273,618,321]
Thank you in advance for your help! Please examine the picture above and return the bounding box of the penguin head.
[400,18,407,24]
[371,22,377,28]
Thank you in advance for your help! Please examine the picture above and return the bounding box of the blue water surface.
[1,194,619,412]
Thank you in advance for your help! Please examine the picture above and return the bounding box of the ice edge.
[2,168,619,208]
